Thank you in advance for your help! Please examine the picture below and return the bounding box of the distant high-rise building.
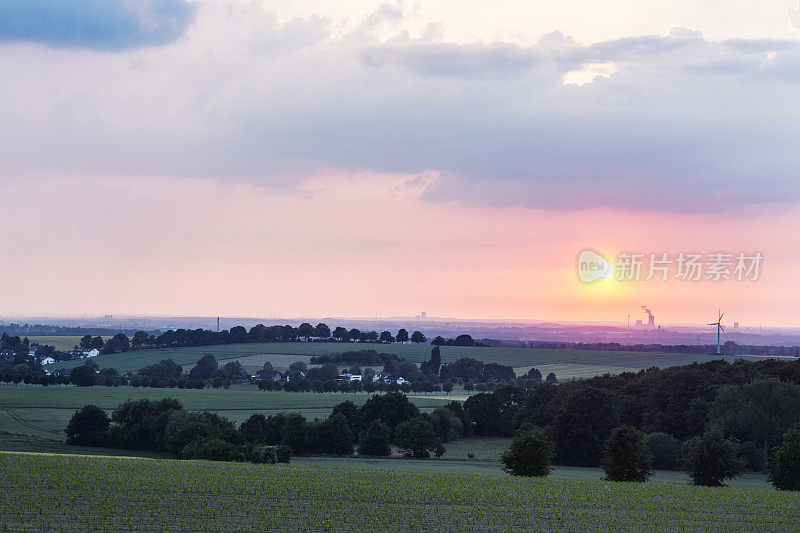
[420,311,427,319]
[734,322,739,330]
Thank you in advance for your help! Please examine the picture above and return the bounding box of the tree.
[684,430,745,486]
[131,331,151,348]
[442,381,454,394]
[410,331,426,344]
[314,323,331,339]
[358,392,420,434]
[280,413,308,453]
[66,405,110,446]
[331,400,359,436]
[79,335,94,349]
[431,336,445,345]
[708,378,800,473]
[396,329,409,343]
[332,327,348,341]
[140,359,182,381]
[298,323,314,340]
[348,328,361,342]
[70,364,98,387]
[239,414,270,444]
[545,373,557,384]
[189,354,218,380]
[420,346,441,380]
[644,432,682,470]
[103,333,130,354]
[394,417,444,459]
[601,425,654,482]
[379,331,395,343]
[501,429,554,477]
[309,413,354,455]
[769,425,800,491]
[525,367,543,382]
[551,386,615,466]
[358,420,391,456]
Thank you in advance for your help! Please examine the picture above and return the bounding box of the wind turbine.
[707,310,725,354]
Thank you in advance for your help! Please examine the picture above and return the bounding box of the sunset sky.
[1,1,799,327]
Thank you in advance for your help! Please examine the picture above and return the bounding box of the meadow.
[44,340,736,378]
[0,453,793,531]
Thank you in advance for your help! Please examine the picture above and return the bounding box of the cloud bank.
[1,1,799,212]
[0,0,195,49]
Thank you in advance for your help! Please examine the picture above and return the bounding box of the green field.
[0,386,452,448]
[28,336,110,351]
[0,453,793,531]
[45,340,735,379]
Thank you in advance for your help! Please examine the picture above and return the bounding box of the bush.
[65,405,110,446]
[770,426,800,490]
[189,439,246,462]
[602,425,654,482]
[501,429,554,477]
[644,432,682,470]
[684,431,745,486]
[252,445,279,464]
[358,420,392,456]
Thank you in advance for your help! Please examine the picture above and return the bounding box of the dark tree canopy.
[358,420,391,456]
[501,429,554,477]
[684,431,745,487]
[601,425,654,482]
[66,405,110,446]
[394,417,444,459]
[769,425,800,491]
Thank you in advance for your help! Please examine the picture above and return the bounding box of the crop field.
[0,386,451,451]
[0,453,794,531]
[45,340,739,378]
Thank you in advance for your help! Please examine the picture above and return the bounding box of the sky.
[1,0,799,327]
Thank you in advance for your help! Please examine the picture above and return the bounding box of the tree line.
[66,392,463,462]
[462,357,800,486]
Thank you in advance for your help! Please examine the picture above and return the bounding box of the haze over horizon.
[2,1,799,326]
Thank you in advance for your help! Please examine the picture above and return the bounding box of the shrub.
[770,426,800,491]
[684,431,745,486]
[501,429,554,477]
[252,445,279,464]
[644,432,682,470]
[189,439,246,462]
[602,425,654,482]
[358,420,392,456]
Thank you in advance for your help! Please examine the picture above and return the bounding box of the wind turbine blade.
[719,325,725,333]
[707,323,716,326]
[719,313,724,321]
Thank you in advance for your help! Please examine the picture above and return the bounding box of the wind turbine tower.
[707,310,725,354]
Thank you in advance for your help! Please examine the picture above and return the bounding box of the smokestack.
[641,305,655,327]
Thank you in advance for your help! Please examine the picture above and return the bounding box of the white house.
[396,377,407,385]
[85,349,100,358]
[40,356,55,365]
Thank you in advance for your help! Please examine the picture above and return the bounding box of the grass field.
[45,340,739,379]
[0,453,793,531]
[0,385,452,448]
[28,336,110,351]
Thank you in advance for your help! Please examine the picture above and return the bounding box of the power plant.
[641,305,655,328]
